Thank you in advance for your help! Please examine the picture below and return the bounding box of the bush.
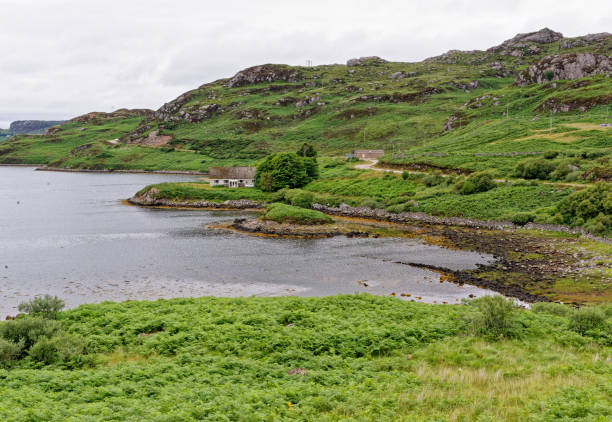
[18,294,65,319]
[423,172,445,187]
[358,197,380,209]
[283,189,315,209]
[28,334,86,366]
[508,212,535,226]
[0,338,23,363]
[0,317,62,351]
[514,158,556,180]
[531,302,573,317]
[558,182,611,234]
[457,172,496,195]
[467,296,521,339]
[262,203,333,225]
[569,307,607,335]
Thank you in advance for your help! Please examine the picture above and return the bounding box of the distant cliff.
[9,120,66,135]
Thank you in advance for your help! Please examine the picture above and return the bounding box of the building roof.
[209,166,256,179]
[353,149,385,154]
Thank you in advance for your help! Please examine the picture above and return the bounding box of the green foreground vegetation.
[0,295,611,421]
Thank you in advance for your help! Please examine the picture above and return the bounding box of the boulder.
[516,53,612,85]
[227,64,302,88]
[346,56,387,66]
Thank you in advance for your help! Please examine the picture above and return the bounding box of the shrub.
[423,172,445,187]
[0,338,23,363]
[28,334,86,366]
[18,294,65,319]
[569,307,607,335]
[508,212,535,226]
[531,302,573,317]
[457,172,495,195]
[466,296,521,339]
[262,203,333,225]
[558,182,611,234]
[401,171,409,180]
[284,189,315,209]
[0,317,62,351]
[514,158,556,180]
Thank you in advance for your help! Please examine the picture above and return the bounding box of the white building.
[209,167,256,188]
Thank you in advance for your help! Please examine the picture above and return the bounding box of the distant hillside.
[8,120,66,135]
[0,128,10,140]
[0,27,609,171]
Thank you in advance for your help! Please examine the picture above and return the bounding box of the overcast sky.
[0,0,610,128]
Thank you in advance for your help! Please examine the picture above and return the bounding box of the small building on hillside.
[209,167,256,188]
[352,149,385,159]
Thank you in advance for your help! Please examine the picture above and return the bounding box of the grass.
[262,203,333,225]
[0,295,610,421]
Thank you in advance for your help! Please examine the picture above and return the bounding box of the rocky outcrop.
[70,109,152,125]
[154,93,196,122]
[346,56,387,66]
[129,188,264,209]
[9,120,66,135]
[561,32,612,49]
[128,130,172,146]
[488,28,562,57]
[227,64,302,88]
[389,71,417,80]
[352,87,440,104]
[516,53,612,85]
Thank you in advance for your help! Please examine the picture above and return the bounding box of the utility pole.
[549,110,553,133]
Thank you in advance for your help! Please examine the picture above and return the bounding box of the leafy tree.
[255,152,308,192]
[18,295,65,319]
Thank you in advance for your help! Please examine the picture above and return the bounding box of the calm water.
[0,167,497,317]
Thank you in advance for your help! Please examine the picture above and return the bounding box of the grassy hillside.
[1,29,610,232]
[0,295,610,421]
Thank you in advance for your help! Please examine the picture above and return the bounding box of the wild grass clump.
[466,295,522,339]
[262,203,333,225]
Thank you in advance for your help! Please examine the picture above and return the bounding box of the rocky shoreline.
[312,203,611,243]
[226,218,372,238]
[128,192,263,209]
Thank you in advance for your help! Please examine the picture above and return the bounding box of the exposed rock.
[227,64,302,88]
[562,32,611,48]
[488,28,563,56]
[44,126,63,135]
[491,28,563,50]
[128,130,172,147]
[352,87,440,104]
[389,71,417,80]
[346,56,387,66]
[154,93,196,122]
[129,191,264,209]
[10,120,66,135]
[449,80,479,92]
[516,53,612,85]
[423,49,482,64]
[295,96,321,108]
[70,109,152,125]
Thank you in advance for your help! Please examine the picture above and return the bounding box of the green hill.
[1,28,609,172]
[1,28,610,233]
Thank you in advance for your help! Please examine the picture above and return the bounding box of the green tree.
[255,152,308,192]
[296,143,317,157]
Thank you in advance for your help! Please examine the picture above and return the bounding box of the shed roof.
[209,166,256,179]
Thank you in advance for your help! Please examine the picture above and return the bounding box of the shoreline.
[127,194,612,305]
[35,166,209,176]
